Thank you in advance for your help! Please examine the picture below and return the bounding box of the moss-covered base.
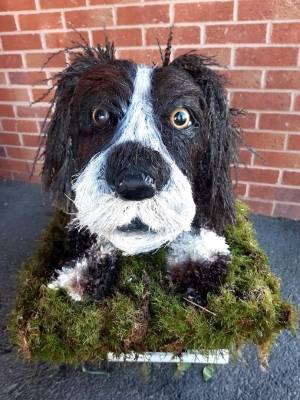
[9,201,298,366]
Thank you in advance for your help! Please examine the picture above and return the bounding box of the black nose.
[115,169,156,201]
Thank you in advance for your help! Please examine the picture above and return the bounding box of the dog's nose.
[115,169,156,201]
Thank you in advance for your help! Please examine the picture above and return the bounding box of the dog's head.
[39,40,239,255]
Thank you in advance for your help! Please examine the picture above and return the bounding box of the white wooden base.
[107,350,229,364]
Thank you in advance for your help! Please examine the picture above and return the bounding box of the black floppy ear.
[37,42,115,212]
[170,54,239,233]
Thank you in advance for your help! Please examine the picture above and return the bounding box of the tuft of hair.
[33,38,115,212]
[163,27,173,67]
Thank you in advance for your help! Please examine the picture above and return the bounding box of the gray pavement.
[0,179,299,400]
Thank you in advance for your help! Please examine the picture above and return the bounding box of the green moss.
[8,201,298,366]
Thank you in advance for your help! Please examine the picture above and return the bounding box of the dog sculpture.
[37,36,242,303]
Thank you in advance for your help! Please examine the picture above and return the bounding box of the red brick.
[0,15,17,31]
[146,26,200,46]
[32,88,54,103]
[0,133,21,146]
[40,0,85,8]
[249,185,275,200]
[231,92,291,111]
[117,5,169,25]
[0,54,23,69]
[2,119,38,133]
[254,151,300,169]
[39,119,52,135]
[65,9,113,28]
[118,49,162,66]
[206,23,266,44]
[222,70,262,89]
[0,105,15,117]
[19,13,63,31]
[49,71,60,85]
[6,147,37,160]
[288,135,300,151]
[0,89,30,102]
[282,171,300,186]
[91,0,135,4]
[273,203,300,220]
[20,160,43,176]
[0,158,32,173]
[238,149,252,165]
[9,71,47,86]
[175,2,233,23]
[12,171,40,183]
[93,28,142,48]
[272,22,300,44]
[1,34,42,51]
[238,0,300,21]
[174,47,231,67]
[260,114,300,131]
[235,47,298,67]
[0,147,6,157]
[295,96,300,112]
[0,0,36,11]
[237,167,279,184]
[0,73,7,85]
[243,199,273,216]
[22,134,41,147]
[26,52,66,68]
[266,71,300,90]
[243,132,286,151]
[234,182,247,196]
[235,112,257,129]
[45,31,89,49]
[16,106,48,119]
[0,170,12,180]
[31,162,42,174]
[250,184,300,203]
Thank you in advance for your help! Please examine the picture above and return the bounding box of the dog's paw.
[166,228,230,265]
[48,237,120,301]
[167,229,231,306]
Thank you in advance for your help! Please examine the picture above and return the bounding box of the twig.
[183,297,217,316]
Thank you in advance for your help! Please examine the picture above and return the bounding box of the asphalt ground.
[0,179,299,400]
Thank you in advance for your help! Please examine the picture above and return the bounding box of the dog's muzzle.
[114,169,156,201]
[106,143,170,201]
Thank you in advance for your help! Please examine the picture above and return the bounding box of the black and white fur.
[37,37,241,302]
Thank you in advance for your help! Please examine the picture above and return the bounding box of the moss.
[8,201,298,366]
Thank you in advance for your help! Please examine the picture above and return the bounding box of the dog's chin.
[117,218,150,233]
[106,228,183,255]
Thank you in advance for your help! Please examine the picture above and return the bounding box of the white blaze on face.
[72,66,196,255]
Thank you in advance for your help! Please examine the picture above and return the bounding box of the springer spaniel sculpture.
[36,36,241,304]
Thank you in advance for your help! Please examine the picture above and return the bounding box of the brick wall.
[0,0,299,219]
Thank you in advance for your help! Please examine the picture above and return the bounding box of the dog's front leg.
[167,229,231,306]
[48,227,120,301]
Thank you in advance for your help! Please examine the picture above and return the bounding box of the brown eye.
[169,107,191,130]
[92,107,110,128]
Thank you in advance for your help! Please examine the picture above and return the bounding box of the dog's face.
[40,44,238,255]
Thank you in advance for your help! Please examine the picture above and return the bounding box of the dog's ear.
[38,42,115,212]
[170,54,239,233]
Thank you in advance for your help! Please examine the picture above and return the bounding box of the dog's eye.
[92,107,110,128]
[168,108,191,130]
